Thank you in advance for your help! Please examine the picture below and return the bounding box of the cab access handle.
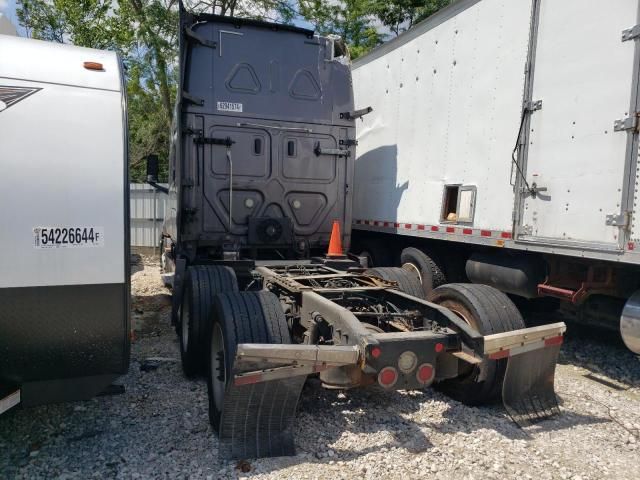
[314,142,351,158]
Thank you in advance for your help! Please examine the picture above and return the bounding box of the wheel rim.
[402,262,422,283]
[181,299,190,352]
[210,323,226,410]
[437,299,479,377]
[438,300,477,329]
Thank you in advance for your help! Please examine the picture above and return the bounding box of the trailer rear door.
[518,0,640,250]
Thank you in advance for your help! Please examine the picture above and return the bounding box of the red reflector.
[481,230,491,237]
[378,367,398,387]
[431,226,439,232]
[394,222,400,228]
[384,222,390,227]
[501,232,512,239]
[446,227,455,233]
[463,228,473,235]
[417,225,425,231]
[488,349,510,360]
[416,364,434,384]
[234,374,262,386]
[544,335,563,347]
[83,61,104,71]
[371,346,382,359]
[435,342,444,353]
[404,223,412,229]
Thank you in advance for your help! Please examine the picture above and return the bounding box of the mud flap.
[219,376,306,459]
[502,344,561,427]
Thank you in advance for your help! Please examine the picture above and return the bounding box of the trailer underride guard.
[150,5,567,460]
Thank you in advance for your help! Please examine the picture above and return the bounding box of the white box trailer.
[0,35,130,412]
[352,0,640,353]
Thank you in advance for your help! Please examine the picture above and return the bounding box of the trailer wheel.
[179,265,238,378]
[428,284,525,405]
[207,290,291,432]
[365,267,426,299]
[400,247,446,295]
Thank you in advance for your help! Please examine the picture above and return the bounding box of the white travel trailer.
[352,0,640,353]
[0,34,129,414]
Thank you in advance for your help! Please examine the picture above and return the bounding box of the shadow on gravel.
[557,323,640,389]
[246,374,610,474]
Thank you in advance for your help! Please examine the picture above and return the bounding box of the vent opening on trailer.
[441,185,476,224]
[441,185,460,222]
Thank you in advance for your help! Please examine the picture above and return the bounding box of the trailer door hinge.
[525,100,542,112]
[622,25,640,42]
[614,113,640,133]
[606,211,630,228]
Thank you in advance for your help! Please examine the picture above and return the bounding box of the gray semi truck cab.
[159,9,356,271]
[148,6,568,460]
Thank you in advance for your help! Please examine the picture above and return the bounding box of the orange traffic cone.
[327,220,344,257]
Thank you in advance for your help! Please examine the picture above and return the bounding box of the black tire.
[207,291,291,432]
[365,267,426,299]
[355,238,393,267]
[428,283,525,405]
[179,265,238,378]
[400,247,447,296]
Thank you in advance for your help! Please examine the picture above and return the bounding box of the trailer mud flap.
[483,322,565,427]
[219,376,306,459]
[502,343,561,426]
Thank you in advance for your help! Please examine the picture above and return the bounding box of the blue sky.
[0,0,17,23]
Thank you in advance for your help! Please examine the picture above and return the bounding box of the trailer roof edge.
[352,0,482,69]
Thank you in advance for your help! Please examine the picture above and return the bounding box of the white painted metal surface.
[0,36,126,288]
[353,0,640,264]
[353,0,534,233]
[520,0,639,248]
[130,184,168,247]
[0,35,122,91]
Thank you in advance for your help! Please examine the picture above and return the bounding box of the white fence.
[130,183,168,247]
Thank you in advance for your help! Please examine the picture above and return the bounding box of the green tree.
[299,0,382,59]
[373,0,453,36]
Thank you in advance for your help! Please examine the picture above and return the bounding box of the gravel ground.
[1,257,639,480]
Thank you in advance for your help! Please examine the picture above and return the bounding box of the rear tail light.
[370,346,382,359]
[416,363,435,385]
[377,366,398,388]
